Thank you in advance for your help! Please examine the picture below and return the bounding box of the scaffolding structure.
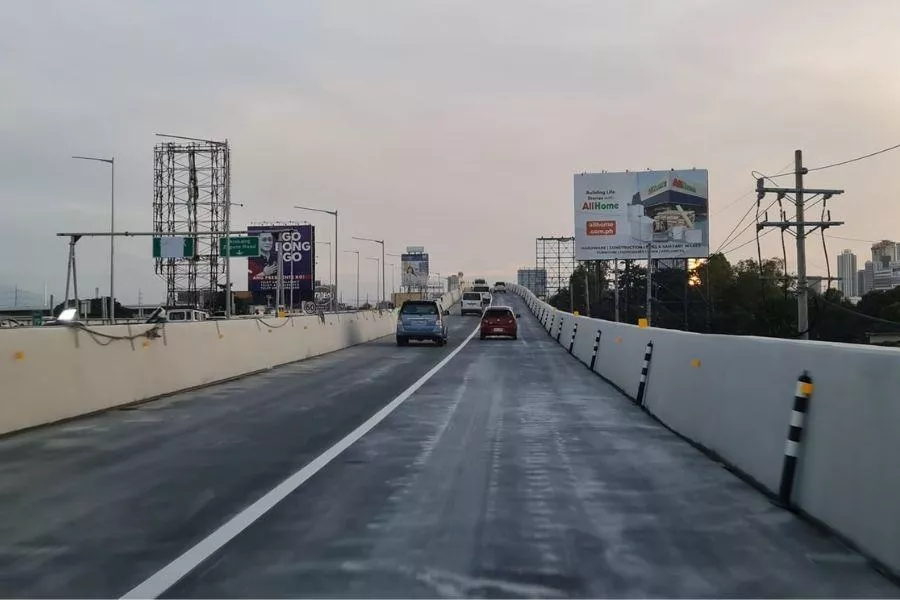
[535,236,575,299]
[153,138,230,308]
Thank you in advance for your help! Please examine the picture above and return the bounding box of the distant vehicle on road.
[472,284,491,308]
[163,308,209,323]
[396,299,449,346]
[460,292,484,316]
[493,281,507,293]
[480,306,519,340]
[473,278,486,285]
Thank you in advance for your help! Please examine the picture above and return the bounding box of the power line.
[721,228,776,256]
[809,142,900,172]
[717,197,782,254]
[715,164,797,254]
[766,142,900,178]
[825,234,882,244]
[711,161,795,250]
[711,161,794,218]
[815,293,900,327]
[715,201,758,253]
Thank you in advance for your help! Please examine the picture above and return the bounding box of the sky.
[2,0,899,306]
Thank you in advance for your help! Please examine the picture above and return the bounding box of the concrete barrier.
[511,283,900,577]
[0,310,397,436]
[438,289,462,311]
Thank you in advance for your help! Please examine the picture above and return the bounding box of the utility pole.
[584,267,590,316]
[646,243,653,326]
[794,150,807,340]
[682,259,687,330]
[613,259,619,322]
[757,149,844,340]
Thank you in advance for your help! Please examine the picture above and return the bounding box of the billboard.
[574,169,709,260]
[401,253,429,288]
[247,224,315,305]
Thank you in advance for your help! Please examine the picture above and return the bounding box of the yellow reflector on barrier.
[801,382,814,396]
[13,351,24,361]
[638,318,648,328]
[691,359,701,368]
[573,310,580,316]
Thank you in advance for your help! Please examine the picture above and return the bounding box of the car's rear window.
[401,302,438,315]
[484,308,512,318]
[473,286,490,292]
[463,293,481,300]
[494,282,505,286]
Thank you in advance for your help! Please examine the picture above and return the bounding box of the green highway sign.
[153,236,196,258]
[219,236,260,257]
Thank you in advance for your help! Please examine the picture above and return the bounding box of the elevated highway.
[0,289,896,597]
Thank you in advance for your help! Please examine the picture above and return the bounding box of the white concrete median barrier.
[511,283,900,578]
[0,310,397,436]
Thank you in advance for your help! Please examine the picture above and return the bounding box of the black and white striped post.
[588,329,602,371]
[568,322,578,354]
[556,316,564,342]
[547,311,554,332]
[779,372,813,505]
[635,340,654,406]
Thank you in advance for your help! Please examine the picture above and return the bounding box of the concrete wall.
[438,289,462,311]
[0,310,397,435]
[512,284,900,577]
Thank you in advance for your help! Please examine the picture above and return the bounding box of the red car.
[480,306,519,340]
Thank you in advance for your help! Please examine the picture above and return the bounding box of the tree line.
[545,253,900,344]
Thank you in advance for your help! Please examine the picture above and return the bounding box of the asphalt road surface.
[0,296,896,598]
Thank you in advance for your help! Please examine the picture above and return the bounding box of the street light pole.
[343,250,360,309]
[72,155,115,323]
[387,252,403,295]
[367,257,380,306]
[352,236,385,306]
[295,205,338,312]
[387,263,395,297]
[316,240,332,301]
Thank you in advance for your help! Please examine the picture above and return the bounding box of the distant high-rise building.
[873,267,896,291]
[863,260,875,295]
[837,249,858,297]
[517,268,547,297]
[857,269,866,298]
[871,240,899,269]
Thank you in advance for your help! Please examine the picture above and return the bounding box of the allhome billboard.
[574,169,709,260]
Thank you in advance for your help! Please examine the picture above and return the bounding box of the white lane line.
[121,325,481,600]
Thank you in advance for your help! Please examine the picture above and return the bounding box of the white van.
[461,291,484,316]
[165,308,209,322]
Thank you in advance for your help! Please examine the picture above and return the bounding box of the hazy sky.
[2,0,899,305]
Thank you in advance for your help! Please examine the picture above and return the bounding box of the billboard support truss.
[536,236,575,299]
[153,138,230,309]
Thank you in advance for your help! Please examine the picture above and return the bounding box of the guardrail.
[511,283,900,578]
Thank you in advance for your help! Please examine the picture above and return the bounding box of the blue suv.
[396,300,449,346]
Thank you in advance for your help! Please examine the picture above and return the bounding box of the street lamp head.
[72,155,113,164]
[352,236,384,245]
[295,205,337,216]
